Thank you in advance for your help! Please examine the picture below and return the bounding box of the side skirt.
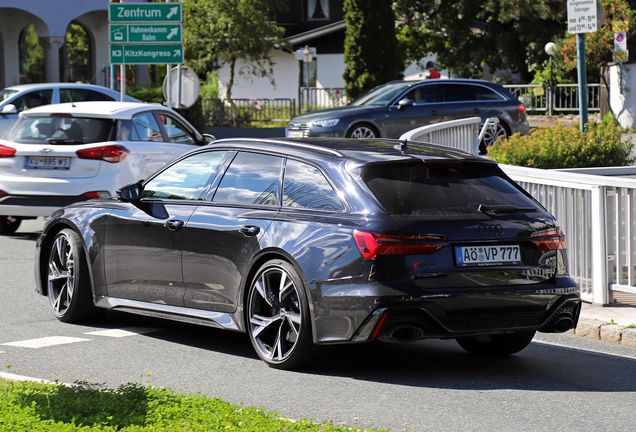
[94,296,242,332]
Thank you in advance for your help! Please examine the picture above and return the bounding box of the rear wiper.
[478,204,536,215]
[46,138,83,144]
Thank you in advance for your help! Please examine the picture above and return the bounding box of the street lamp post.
[545,42,557,116]
[295,46,313,116]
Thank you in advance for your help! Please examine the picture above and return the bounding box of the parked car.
[0,101,213,234]
[286,79,529,150]
[0,83,140,137]
[34,137,580,369]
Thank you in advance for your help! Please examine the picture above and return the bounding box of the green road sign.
[109,3,182,23]
[110,44,183,65]
[110,24,182,43]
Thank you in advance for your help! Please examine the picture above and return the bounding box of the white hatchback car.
[0,101,213,234]
[0,83,140,137]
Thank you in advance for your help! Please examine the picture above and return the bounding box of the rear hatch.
[355,161,566,289]
[0,115,114,179]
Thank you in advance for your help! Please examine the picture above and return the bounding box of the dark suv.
[35,138,579,369]
[286,79,529,147]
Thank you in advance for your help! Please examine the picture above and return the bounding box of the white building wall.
[316,54,345,88]
[610,63,636,128]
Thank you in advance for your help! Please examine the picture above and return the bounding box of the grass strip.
[0,379,385,431]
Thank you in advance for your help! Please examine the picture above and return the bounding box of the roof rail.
[213,138,344,157]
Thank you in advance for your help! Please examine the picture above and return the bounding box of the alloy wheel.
[48,232,77,317]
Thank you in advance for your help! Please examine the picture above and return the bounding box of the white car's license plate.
[455,245,520,267]
[25,156,71,170]
[287,130,304,138]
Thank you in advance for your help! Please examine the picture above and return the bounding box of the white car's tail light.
[0,144,16,158]
[83,191,111,199]
[76,145,130,163]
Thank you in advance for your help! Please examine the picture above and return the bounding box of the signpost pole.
[167,0,172,109]
[577,33,588,132]
[120,64,126,102]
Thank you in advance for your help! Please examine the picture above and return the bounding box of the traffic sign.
[109,3,182,23]
[110,44,184,65]
[567,0,598,34]
[110,24,182,44]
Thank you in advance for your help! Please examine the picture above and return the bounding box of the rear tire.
[0,216,21,235]
[47,228,103,323]
[455,330,536,356]
[480,121,508,153]
[246,259,314,369]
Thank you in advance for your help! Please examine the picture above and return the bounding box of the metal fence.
[503,83,603,114]
[202,98,295,126]
[299,87,348,114]
[501,165,636,305]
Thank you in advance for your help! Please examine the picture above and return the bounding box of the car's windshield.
[7,116,113,144]
[0,89,19,102]
[350,83,411,107]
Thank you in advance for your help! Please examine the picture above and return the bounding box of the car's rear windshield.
[356,162,538,218]
[7,116,113,144]
[350,83,411,107]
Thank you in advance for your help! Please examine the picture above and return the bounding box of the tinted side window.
[403,85,438,105]
[213,152,283,206]
[474,86,505,101]
[157,113,196,144]
[142,151,227,200]
[442,84,478,102]
[132,112,164,142]
[60,89,115,103]
[283,160,344,211]
[12,90,53,113]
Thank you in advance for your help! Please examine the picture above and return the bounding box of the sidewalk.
[575,302,636,345]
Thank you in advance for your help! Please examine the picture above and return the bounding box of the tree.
[182,0,286,126]
[393,0,567,82]
[343,0,404,100]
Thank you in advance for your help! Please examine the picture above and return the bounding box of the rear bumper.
[351,293,581,343]
[0,194,100,217]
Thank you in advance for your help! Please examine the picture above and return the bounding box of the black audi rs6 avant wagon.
[35,138,580,369]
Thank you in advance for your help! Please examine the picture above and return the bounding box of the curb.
[570,318,636,346]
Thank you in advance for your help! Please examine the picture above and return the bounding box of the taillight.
[517,104,526,115]
[0,144,16,158]
[353,230,449,260]
[0,190,7,196]
[82,191,111,199]
[76,145,129,163]
[531,229,567,250]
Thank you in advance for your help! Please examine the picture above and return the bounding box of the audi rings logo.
[478,224,504,236]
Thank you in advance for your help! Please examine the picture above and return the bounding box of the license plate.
[455,245,520,267]
[25,156,71,170]
[287,130,304,138]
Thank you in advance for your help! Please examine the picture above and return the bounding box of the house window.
[307,0,329,19]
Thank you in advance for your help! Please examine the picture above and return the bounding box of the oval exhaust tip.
[553,316,574,333]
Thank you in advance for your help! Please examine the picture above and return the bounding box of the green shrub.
[488,117,635,169]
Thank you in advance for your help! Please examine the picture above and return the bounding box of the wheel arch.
[238,248,317,340]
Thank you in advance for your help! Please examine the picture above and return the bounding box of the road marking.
[2,336,91,349]
[0,371,72,386]
[84,327,161,338]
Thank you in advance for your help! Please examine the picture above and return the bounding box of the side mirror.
[397,99,413,110]
[202,133,216,144]
[0,104,17,115]
[116,181,144,202]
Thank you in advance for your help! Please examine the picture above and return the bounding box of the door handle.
[164,219,185,232]
[239,225,260,236]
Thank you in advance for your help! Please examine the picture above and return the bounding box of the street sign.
[110,24,182,44]
[614,32,628,62]
[110,44,184,65]
[567,0,598,34]
[109,3,182,23]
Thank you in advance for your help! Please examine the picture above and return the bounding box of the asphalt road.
[2,218,636,432]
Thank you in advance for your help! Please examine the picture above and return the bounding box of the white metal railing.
[399,117,498,155]
[501,165,636,304]
[503,83,602,115]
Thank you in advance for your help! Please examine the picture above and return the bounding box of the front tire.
[0,216,21,235]
[47,228,102,323]
[246,260,314,369]
[346,123,378,139]
[455,330,536,356]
